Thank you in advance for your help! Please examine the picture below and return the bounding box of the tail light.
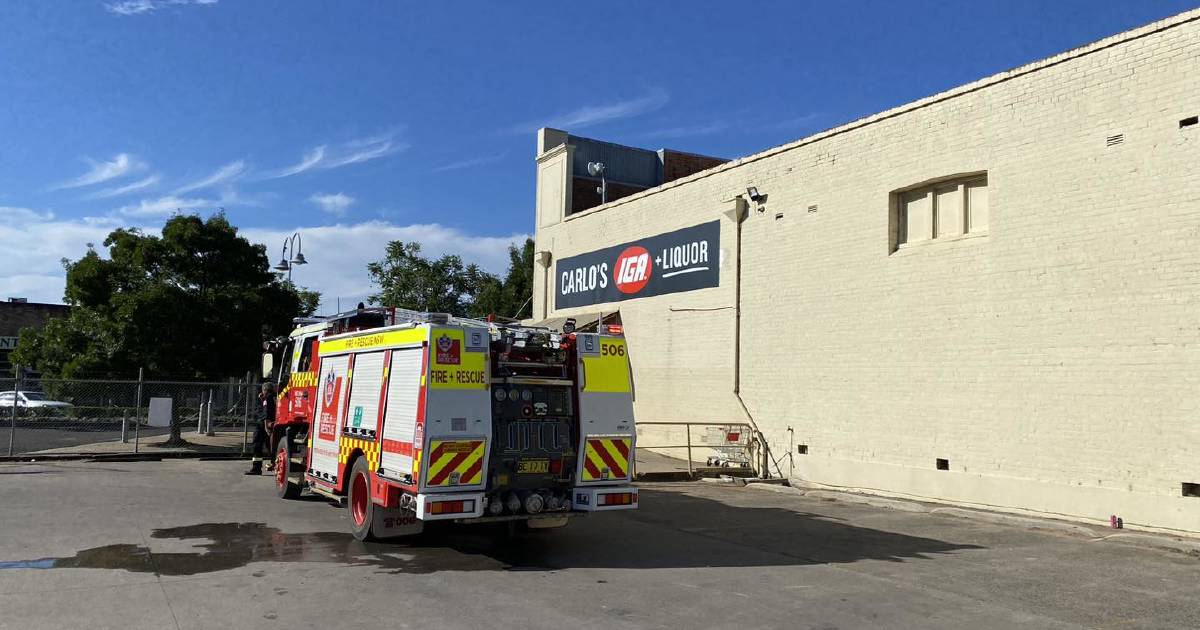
[599,492,636,506]
[605,324,623,335]
[429,499,475,515]
[549,458,562,474]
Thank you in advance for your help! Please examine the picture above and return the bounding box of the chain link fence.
[1,371,259,457]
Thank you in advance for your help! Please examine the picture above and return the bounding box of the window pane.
[902,190,932,243]
[967,180,989,233]
[935,184,964,237]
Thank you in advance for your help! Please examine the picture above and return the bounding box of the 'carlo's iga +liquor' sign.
[555,221,720,309]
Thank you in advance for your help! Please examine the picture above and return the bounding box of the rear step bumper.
[454,512,583,525]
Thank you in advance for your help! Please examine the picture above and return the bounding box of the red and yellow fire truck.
[262,308,637,540]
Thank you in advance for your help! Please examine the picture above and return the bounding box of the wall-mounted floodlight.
[745,186,763,202]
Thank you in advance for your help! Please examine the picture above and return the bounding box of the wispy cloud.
[642,120,732,140]
[88,174,162,199]
[431,151,509,173]
[310,192,354,216]
[0,206,56,223]
[113,187,263,218]
[116,195,215,218]
[105,0,217,16]
[52,153,145,190]
[508,88,670,134]
[263,130,407,179]
[174,159,245,194]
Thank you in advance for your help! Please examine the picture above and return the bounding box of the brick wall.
[660,150,729,183]
[570,177,650,215]
[0,302,69,337]
[534,10,1200,533]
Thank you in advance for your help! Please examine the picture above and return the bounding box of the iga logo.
[323,371,337,407]
[613,245,652,294]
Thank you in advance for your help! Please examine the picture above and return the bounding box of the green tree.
[13,214,319,379]
[367,241,494,314]
[470,238,534,320]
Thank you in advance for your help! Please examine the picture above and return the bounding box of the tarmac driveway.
[0,459,1196,629]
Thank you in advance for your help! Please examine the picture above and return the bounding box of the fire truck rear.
[263,309,637,540]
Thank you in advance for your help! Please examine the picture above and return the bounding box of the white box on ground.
[148,397,173,427]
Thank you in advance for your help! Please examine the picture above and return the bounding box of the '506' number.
[601,343,626,357]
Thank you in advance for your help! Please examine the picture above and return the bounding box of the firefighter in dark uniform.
[245,383,275,475]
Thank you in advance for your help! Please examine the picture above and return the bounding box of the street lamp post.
[273,232,308,282]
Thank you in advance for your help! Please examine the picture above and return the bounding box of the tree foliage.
[13,214,319,379]
[471,238,534,320]
[367,238,534,320]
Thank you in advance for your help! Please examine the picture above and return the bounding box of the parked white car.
[0,391,73,410]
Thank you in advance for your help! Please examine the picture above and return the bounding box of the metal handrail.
[635,421,765,478]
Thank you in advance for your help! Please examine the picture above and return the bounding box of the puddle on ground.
[0,522,556,576]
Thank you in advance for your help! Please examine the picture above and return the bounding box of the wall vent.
[936,458,950,471]
[807,204,818,213]
[797,444,808,455]
[1181,116,1199,129]
[1106,134,1125,146]
[1183,482,1200,498]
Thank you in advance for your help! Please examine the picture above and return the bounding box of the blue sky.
[1,0,1194,311]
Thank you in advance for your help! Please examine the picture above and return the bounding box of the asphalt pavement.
[0,459,1197,630]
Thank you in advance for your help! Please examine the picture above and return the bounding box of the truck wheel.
[347,457,376,542]
[274,438,301,500]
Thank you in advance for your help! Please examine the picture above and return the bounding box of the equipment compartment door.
[379,346,424,481]
[310,354,350,483]
[344,351,385,438]
[574,333,635,485]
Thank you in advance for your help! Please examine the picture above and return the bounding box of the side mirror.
[261,353,275,380]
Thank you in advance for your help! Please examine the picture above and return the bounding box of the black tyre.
[274,437,302,500]
[347,457,376,541]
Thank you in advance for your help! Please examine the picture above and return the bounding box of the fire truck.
[261,307,638,540]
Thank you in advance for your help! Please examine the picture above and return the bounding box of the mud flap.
[370,506,424,538]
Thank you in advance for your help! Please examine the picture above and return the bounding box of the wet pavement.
[0,459,1197,629]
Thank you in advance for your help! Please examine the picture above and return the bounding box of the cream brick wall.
[535,10,1200,533]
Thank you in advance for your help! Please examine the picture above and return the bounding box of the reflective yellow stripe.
[320,327,427,355]
[338,437,381,469]
[426,440,485,486]
[582,437,631,481]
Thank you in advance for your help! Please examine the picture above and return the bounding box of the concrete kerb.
[0,451,246,464]
[737,481,1200,558]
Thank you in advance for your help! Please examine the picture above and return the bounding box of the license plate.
[517,459,549,474]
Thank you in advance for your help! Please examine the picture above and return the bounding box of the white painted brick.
[535,11,1200,532]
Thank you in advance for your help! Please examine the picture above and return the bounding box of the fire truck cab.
[263,308,637,540]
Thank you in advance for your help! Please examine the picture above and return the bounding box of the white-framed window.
[894,174,988,250]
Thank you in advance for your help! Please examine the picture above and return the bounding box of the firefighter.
[245,383,275,475]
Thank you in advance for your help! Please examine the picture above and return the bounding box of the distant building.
[535,128,727,221]
[530,10,1200,533]
[0,299,70,375]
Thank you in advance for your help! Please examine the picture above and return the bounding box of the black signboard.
[555,220,721,309]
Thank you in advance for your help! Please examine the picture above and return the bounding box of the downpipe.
[725,197,774,479]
